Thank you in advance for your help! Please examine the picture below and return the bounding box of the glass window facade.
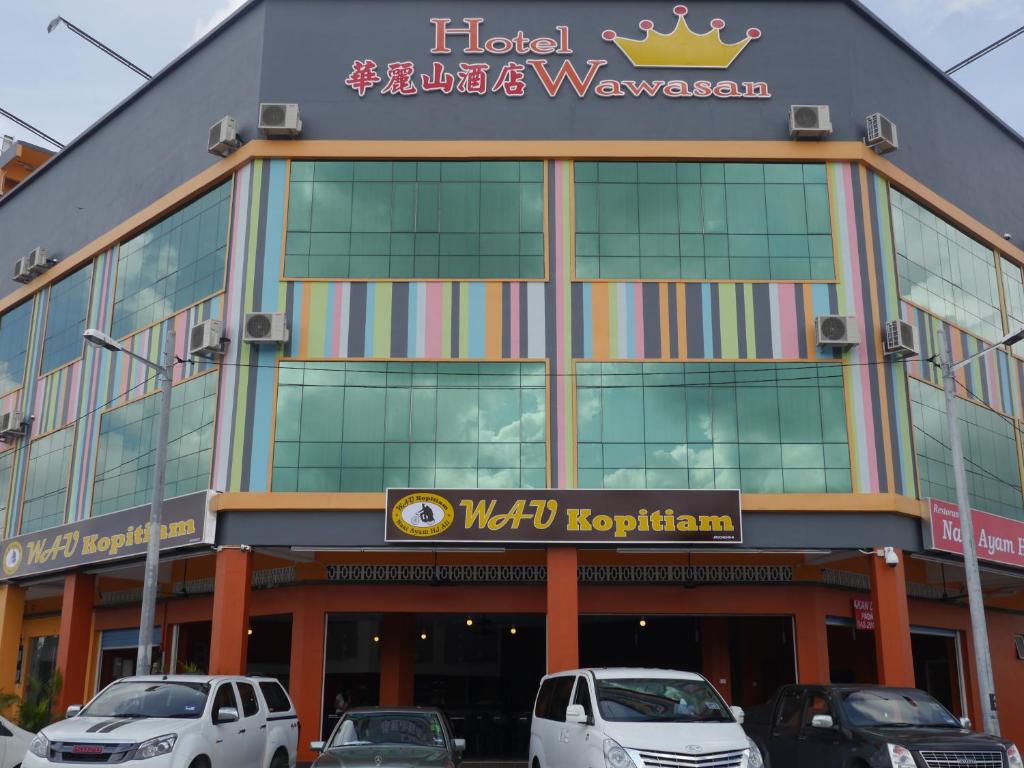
[892,189,1001,342]
[574,162,833,280]
[285,161,545,279]
[576,362,851,493]
[910,378,1023,520]
[0,301,34,394]
[93,373,217,516]
[272,361,547,491]
[22,426,75,534]
[1001,257,1024,350]
[112,182,231,339]
[0,451,14,538]
[40,265,93,374]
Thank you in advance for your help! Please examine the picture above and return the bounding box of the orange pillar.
[0,584,25,701]
[546,547,579,673]
[290,597,325,763]
[379,614,416,706]
[208,547,252,675]
[794,592,831,684]
[870,548,915,686]
[701,617,732,703]
[56,572,95,712]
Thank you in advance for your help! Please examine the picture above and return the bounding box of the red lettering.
[485,36,514,55]
[693,80,713,98]
[595,80,624,97]
[430,17,484,54]
[664,80,691,98]
[557,26,572,54]
[511,30,531,54]
[526,59,606,98]
[530,37,558,55]
[713,81,741,98]
[623,80,665,97]
[743,81,771,98]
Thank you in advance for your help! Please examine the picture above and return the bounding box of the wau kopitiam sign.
[345,5,771,100]
[385,488,742,545]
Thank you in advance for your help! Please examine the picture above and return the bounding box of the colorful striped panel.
[902,301,1021,419]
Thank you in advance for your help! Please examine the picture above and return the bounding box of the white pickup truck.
[22,675,299,768]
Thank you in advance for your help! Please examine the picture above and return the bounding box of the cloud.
[192,0,248,43]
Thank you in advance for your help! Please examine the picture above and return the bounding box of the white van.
[529,668,763,768]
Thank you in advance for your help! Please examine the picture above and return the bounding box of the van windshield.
[595,678,733,723]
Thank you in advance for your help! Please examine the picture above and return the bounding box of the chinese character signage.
[924,498,1024,570]
[346,5,771,101]
[385,488,742,544]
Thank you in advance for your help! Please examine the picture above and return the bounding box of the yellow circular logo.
[3,541,22,576]
[391,493,455,538]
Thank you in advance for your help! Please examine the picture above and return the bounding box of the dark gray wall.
[217,510,924,551]
[2,0,1023,305]
[0,2,267,300]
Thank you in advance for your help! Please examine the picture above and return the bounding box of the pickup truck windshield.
[596,679,733,723]
[81,681,211,719]
[840,689,960,728]
[330,712,448,749]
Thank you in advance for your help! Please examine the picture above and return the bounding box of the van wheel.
[189,758,211,768]
[270,748,289,768]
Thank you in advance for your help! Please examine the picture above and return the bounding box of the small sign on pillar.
[853,598,875,631]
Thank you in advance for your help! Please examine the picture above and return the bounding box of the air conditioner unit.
[0,410,25,440]
[258,103,302,137]
[866,113,899,154]
[12,258,31,284]
[25,247,55,275]
[208,115,240,157]
[789,105,832,138]
[243,312,289,344]
[188,318,226,358]
[883,319,918,358]
[815,315,859,348]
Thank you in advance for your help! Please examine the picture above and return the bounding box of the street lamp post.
[939,325,1024,736]
[47,16,151,80]
[84,327,174,675]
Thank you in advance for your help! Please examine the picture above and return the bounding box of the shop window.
[112,182,230,339]
[0,300,34,394]
[92,373,216,516]
[910,378,1023,520]
[892,189,1001,342]
[574,162,833,281]
[1001,257,1024,351]
[576,362,850,493]
[272,361,547,492]
[25,635,58,702]
[40,264,93,374]
[285,161,545,279]
[21,426,74,534]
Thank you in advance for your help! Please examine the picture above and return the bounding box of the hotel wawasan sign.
[386,489,742,545]
[344,5,770,100]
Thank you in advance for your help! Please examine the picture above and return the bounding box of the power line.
[946,24,1024,76]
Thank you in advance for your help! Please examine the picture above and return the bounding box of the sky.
[0,0,1023,148]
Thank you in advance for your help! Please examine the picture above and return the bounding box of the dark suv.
[744,684,1021,768]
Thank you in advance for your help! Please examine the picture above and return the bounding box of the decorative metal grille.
[822,568,947,600]
[579,565,793,584]
[325,564,547,584]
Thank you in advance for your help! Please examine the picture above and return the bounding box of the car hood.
[605,721,748,755]
[42,716,196,743]
[856,726,1010,750]
[312,744,451,767]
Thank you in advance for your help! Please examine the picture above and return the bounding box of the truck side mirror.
[310,741,325,752]
[565,704,588,724]
[730,705,745,725]
[216,706,239,724]
[65,705,82,719]
[452,737,466,756]
[960,717,972,730]
[811,714,834,729]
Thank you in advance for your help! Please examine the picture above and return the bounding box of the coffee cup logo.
[3,541,22,576]
[391,493,455,538]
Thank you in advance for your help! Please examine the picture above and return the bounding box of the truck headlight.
[1008,744,1024,768]
[134,734,177,759]
[28,733,49,758]
[604,739,638,768]
[887,744,916,768]
[745,737,764,768]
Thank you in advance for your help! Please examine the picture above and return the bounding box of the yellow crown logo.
[602,5,762,69]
